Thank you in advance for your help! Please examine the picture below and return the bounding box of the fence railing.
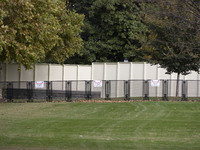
[0,80,200,102]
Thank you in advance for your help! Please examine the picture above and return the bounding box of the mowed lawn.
[0,101,200,150]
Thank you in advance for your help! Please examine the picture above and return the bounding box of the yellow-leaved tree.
[0,0,84,69]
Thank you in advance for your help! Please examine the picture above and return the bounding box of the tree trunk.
[0,62,2,99]
[0,61,2,82]
[176,72,180,97]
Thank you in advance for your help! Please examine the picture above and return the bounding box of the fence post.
[124,80,130,101]
[105,80,111,100]
[27,81,33,102]
[7,82,13,102]
[65,81,72,102]
[46,81,52,102]
[182,80,188,101]
[85,81,91,100]
[143,80,149,100]
[162,80,168,101]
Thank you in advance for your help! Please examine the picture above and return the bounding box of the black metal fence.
[0,80,200,102]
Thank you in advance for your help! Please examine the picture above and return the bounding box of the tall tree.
[142,0,200,96]
[66,0,148,64]
[0,0,84,69]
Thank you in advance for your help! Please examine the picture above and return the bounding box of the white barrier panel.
[92,63,104,80]
[119,63,130,80]
[78,65,91,80]
[1,62,200,82]
[21,65,34,81]
[6,64,19,81]
[50,65,63,81]
[64,65,77,80]
[35,64,49,81]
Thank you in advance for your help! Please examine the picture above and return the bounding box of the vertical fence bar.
[105,80,111,100]
[50,81,53,102]
[27,81,33,102]
[7,82,13,102]
[3,80,200,101]
[46,81,52,102]
[162,80,168,101]
[46,81,49,102]
[182,80,188,101]
[124,80,130,100]
[65,81,72,102]
[85,81,91,100]
[143,80,149,100]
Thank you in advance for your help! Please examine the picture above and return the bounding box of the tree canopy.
[141,0,200,96]
[141,0,200,75]
[0,0,84,69]
[66,0,149,64]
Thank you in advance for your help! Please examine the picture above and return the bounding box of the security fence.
[0,80,200,102]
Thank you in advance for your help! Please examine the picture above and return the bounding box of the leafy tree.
[66,0,148,64]
[0,0,84,69]
[142,0,200,96]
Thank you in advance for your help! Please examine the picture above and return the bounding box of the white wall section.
[1,62,200,82]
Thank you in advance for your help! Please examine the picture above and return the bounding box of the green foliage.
[66,0,148,64]
[0,0,84,69]
[142,0,200,75]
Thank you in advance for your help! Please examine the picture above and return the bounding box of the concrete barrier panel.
[7,64,19,81]
[50,65,62,81]
[35,64,48,81]
[106,63,117,80]
[78,66,91,80]
[93,63,104,80]
[158,68,171,79]
[131,63,144,79]
[118,63,130,80]
[64,65,77,80]
[21,66,34,81]
[146,63,157,79]
[2,62,200,82]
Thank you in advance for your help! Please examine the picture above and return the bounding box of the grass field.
[0,101,200,150]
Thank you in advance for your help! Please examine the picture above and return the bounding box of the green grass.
[0,101,200,150]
